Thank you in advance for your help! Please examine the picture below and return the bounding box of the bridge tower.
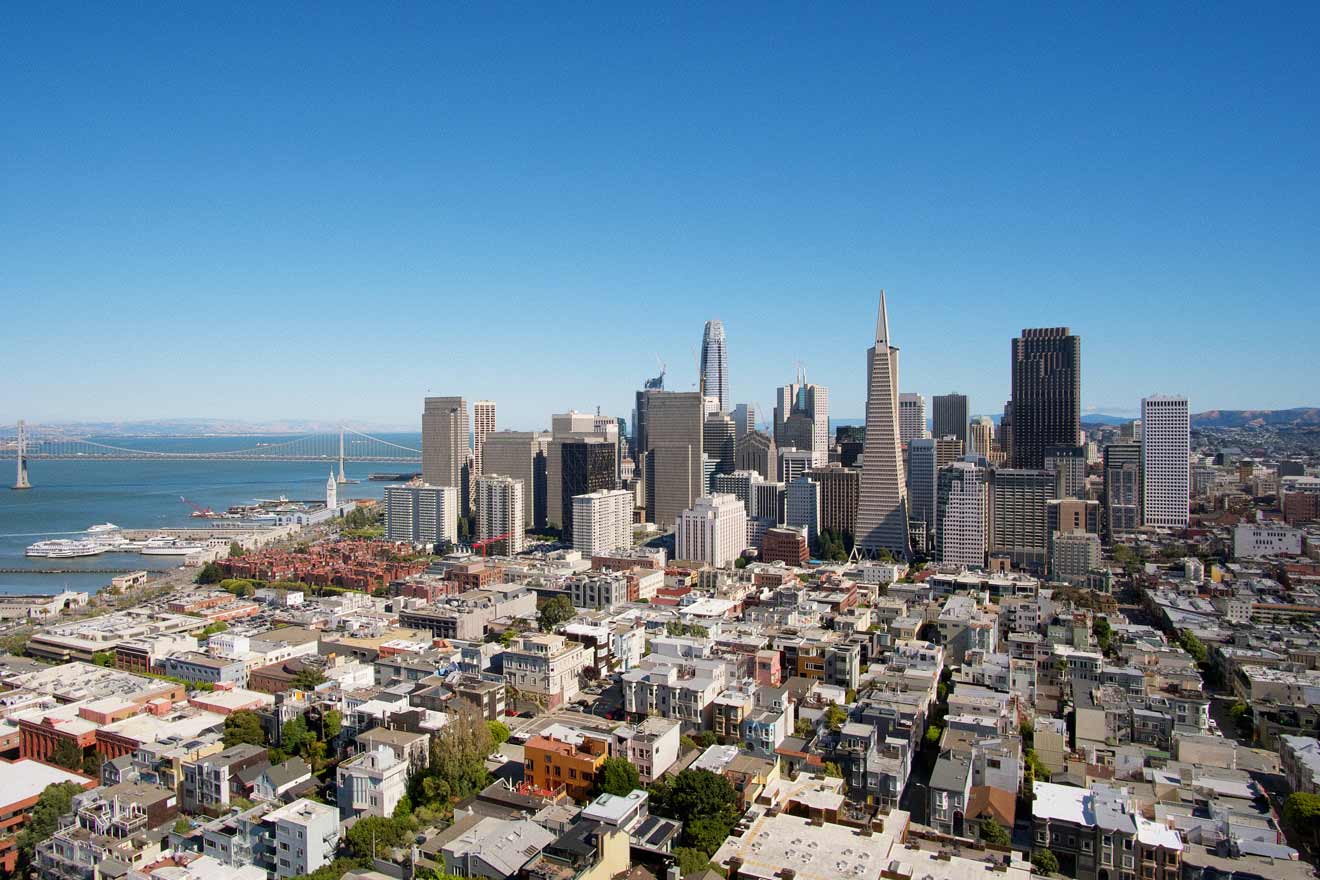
[337,428,349,484]
[12,420,31,490]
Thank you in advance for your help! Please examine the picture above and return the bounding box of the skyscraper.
[773,370,830,466]
[700,320,729,413]
[906,439,938,547]
[472,400,496,476]
[970,416,995,460]
[732,403,756,440]
[644,390,705,528]
[785,476,821,544]
[384,484,458,547]
[1044,445,1088,500]
[703,412,737,476]
[1010,328,1081,469]
[549,438,615,535]
[855,292,910,559]
[1141,395,1190,529]
[932,393,970,448]
[482,431,549,529]
[1103,443,1142,543]
[675,493,746,566]
[807,463,859,539]
[899,393,927,444]
[571,489,633,556]
[422,397,468,490]
[990,468,1053,573]
[735,430,776,481]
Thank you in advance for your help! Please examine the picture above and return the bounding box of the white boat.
[140,536,205,556]
[26,539,107,558]
[86,523,120,534]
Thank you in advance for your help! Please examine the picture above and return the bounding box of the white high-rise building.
[732,403,756,440]
[473,400,496,475]
[700,320,730,413]
[856,292,910,559]
[475,474,525,553]
[675,493,747,566]
[785,476,821,544]
[899,393,927,443]
[936,460,989,567]
[778,448,815,487]
[1141,395,1190,529]
[773,372,830,466]
[384,484,458,546]
[571,489,633,555]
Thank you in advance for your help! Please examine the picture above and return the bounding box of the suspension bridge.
[3,422,421,488]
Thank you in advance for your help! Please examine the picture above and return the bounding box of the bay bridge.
[4,422,421,488]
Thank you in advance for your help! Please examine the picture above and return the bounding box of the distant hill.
[1192,408,1320,428]
[1080,414,1133,426]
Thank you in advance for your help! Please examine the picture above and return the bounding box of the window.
[1082,840,1093,853]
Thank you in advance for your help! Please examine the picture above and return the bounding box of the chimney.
[728,856,744,880]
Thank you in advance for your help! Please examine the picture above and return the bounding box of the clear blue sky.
[3,3,1317,431]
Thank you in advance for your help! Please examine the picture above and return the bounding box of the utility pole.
[12,420,31,490]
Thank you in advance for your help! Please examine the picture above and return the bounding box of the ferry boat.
[86,523,120,534]
[26,539,106,558]
[140,536,206,556]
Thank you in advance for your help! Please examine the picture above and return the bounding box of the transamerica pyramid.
[855,291,912,559]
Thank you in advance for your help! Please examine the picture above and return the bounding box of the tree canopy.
[16,782,85,870]
[594,757,641,797]
[649,769,741,857]
[486,720,510,746]
[1031,848,1059,874]
[409,708,494,810]
[223,710,267,748]
[981,819,1011,846]
[538,595,576,632]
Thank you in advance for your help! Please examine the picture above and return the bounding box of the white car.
[487,753,509,764]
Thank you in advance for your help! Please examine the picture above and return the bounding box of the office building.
[1050,532,1102,585]
[807,463,859,538]
[703,412,737,476]
[990,468,1053,573]
[899,393,927,443]
[384,484,458,547]
[1010,328,1081,468]
[1141,395,1190,529]
[1103,443,1142,543]
[778,447,815,487]
[548,438,616,537]
[785,476,821,544]
[572,489,633,556]
[773,371,830,466]
[634,367,665,462]
[675,494,747,566]
[970,416,995,459]
[753,480,785,523]
[1044,445,1088,500]
[933,393,970,448]
[422,396,468,490]
[935,435,964,468]
[700,319,730,413]
[735,429,775,481]
[482,430,549,529]
[472,400,496,476]
[475,474,525,554]
[907,439,937,549]
[711,470,764,516]
[856,293,910,558]
[937,460,989,568]
[643,391,705,529]
[761,526,810,566]
[732,403,756,440]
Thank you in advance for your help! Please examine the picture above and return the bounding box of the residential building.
[0,760,95,873]
[1141,395,1190,529]
[502,633,588,709]
[675,493,747,566]
[1032,782,1183,880]
[474,474,524,553]
[182,743,268,815]
[571,488,632,555]
[990,468,1053,573]
[1045,444,1088,500]
[384,484,458,547]
[933,393,970,448]
[440,816,555,879]
[807,463,858,538]
[1010,328,1081,469]
[856,292,910,558]
[472,400,496,476]
[548,437,616,534]
[265,799,340,879]
[899,392,927,443]
[481,430,548,529]
[525,733,609,802]
[1051,532,1102,585]
[616,717,681,784]
[336,746,409,819]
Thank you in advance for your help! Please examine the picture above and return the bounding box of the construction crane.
[470,532,511,557]
[180,496,215,518]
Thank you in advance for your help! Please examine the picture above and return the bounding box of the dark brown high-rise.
[1010,327,1080,469]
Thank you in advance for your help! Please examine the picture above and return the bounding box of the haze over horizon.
[3,5,1317,428]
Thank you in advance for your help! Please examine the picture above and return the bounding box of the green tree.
[410,708,494,809]
[223,710,268,747]
[322,709,342,741]
[196,562,224,585]
[674,846,715,877]
[228,541,246,558]
[15,782,85,871]
[980,819,1011,846]
[794,717,814,738]
[344,815,415,861]
[924,724,944,748]
[822,762,844,778]
[595,757,641,796]
[1284,792,1320,849]
[486,720,510,747]
[293,667,327,690]
[82,751,104,777]
[51,738,84,771]
[680,734,700,753]
[1092,617,1112,653]
[1031,848,1059,874]
[1177,630,1208,664]
[1025,748,1052,782]
[91,651,114,667]
[538,595,575,632]
[196,621,229,639]
[695,730,719,748]
[824,704,847,731]
[649,769,740,857]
